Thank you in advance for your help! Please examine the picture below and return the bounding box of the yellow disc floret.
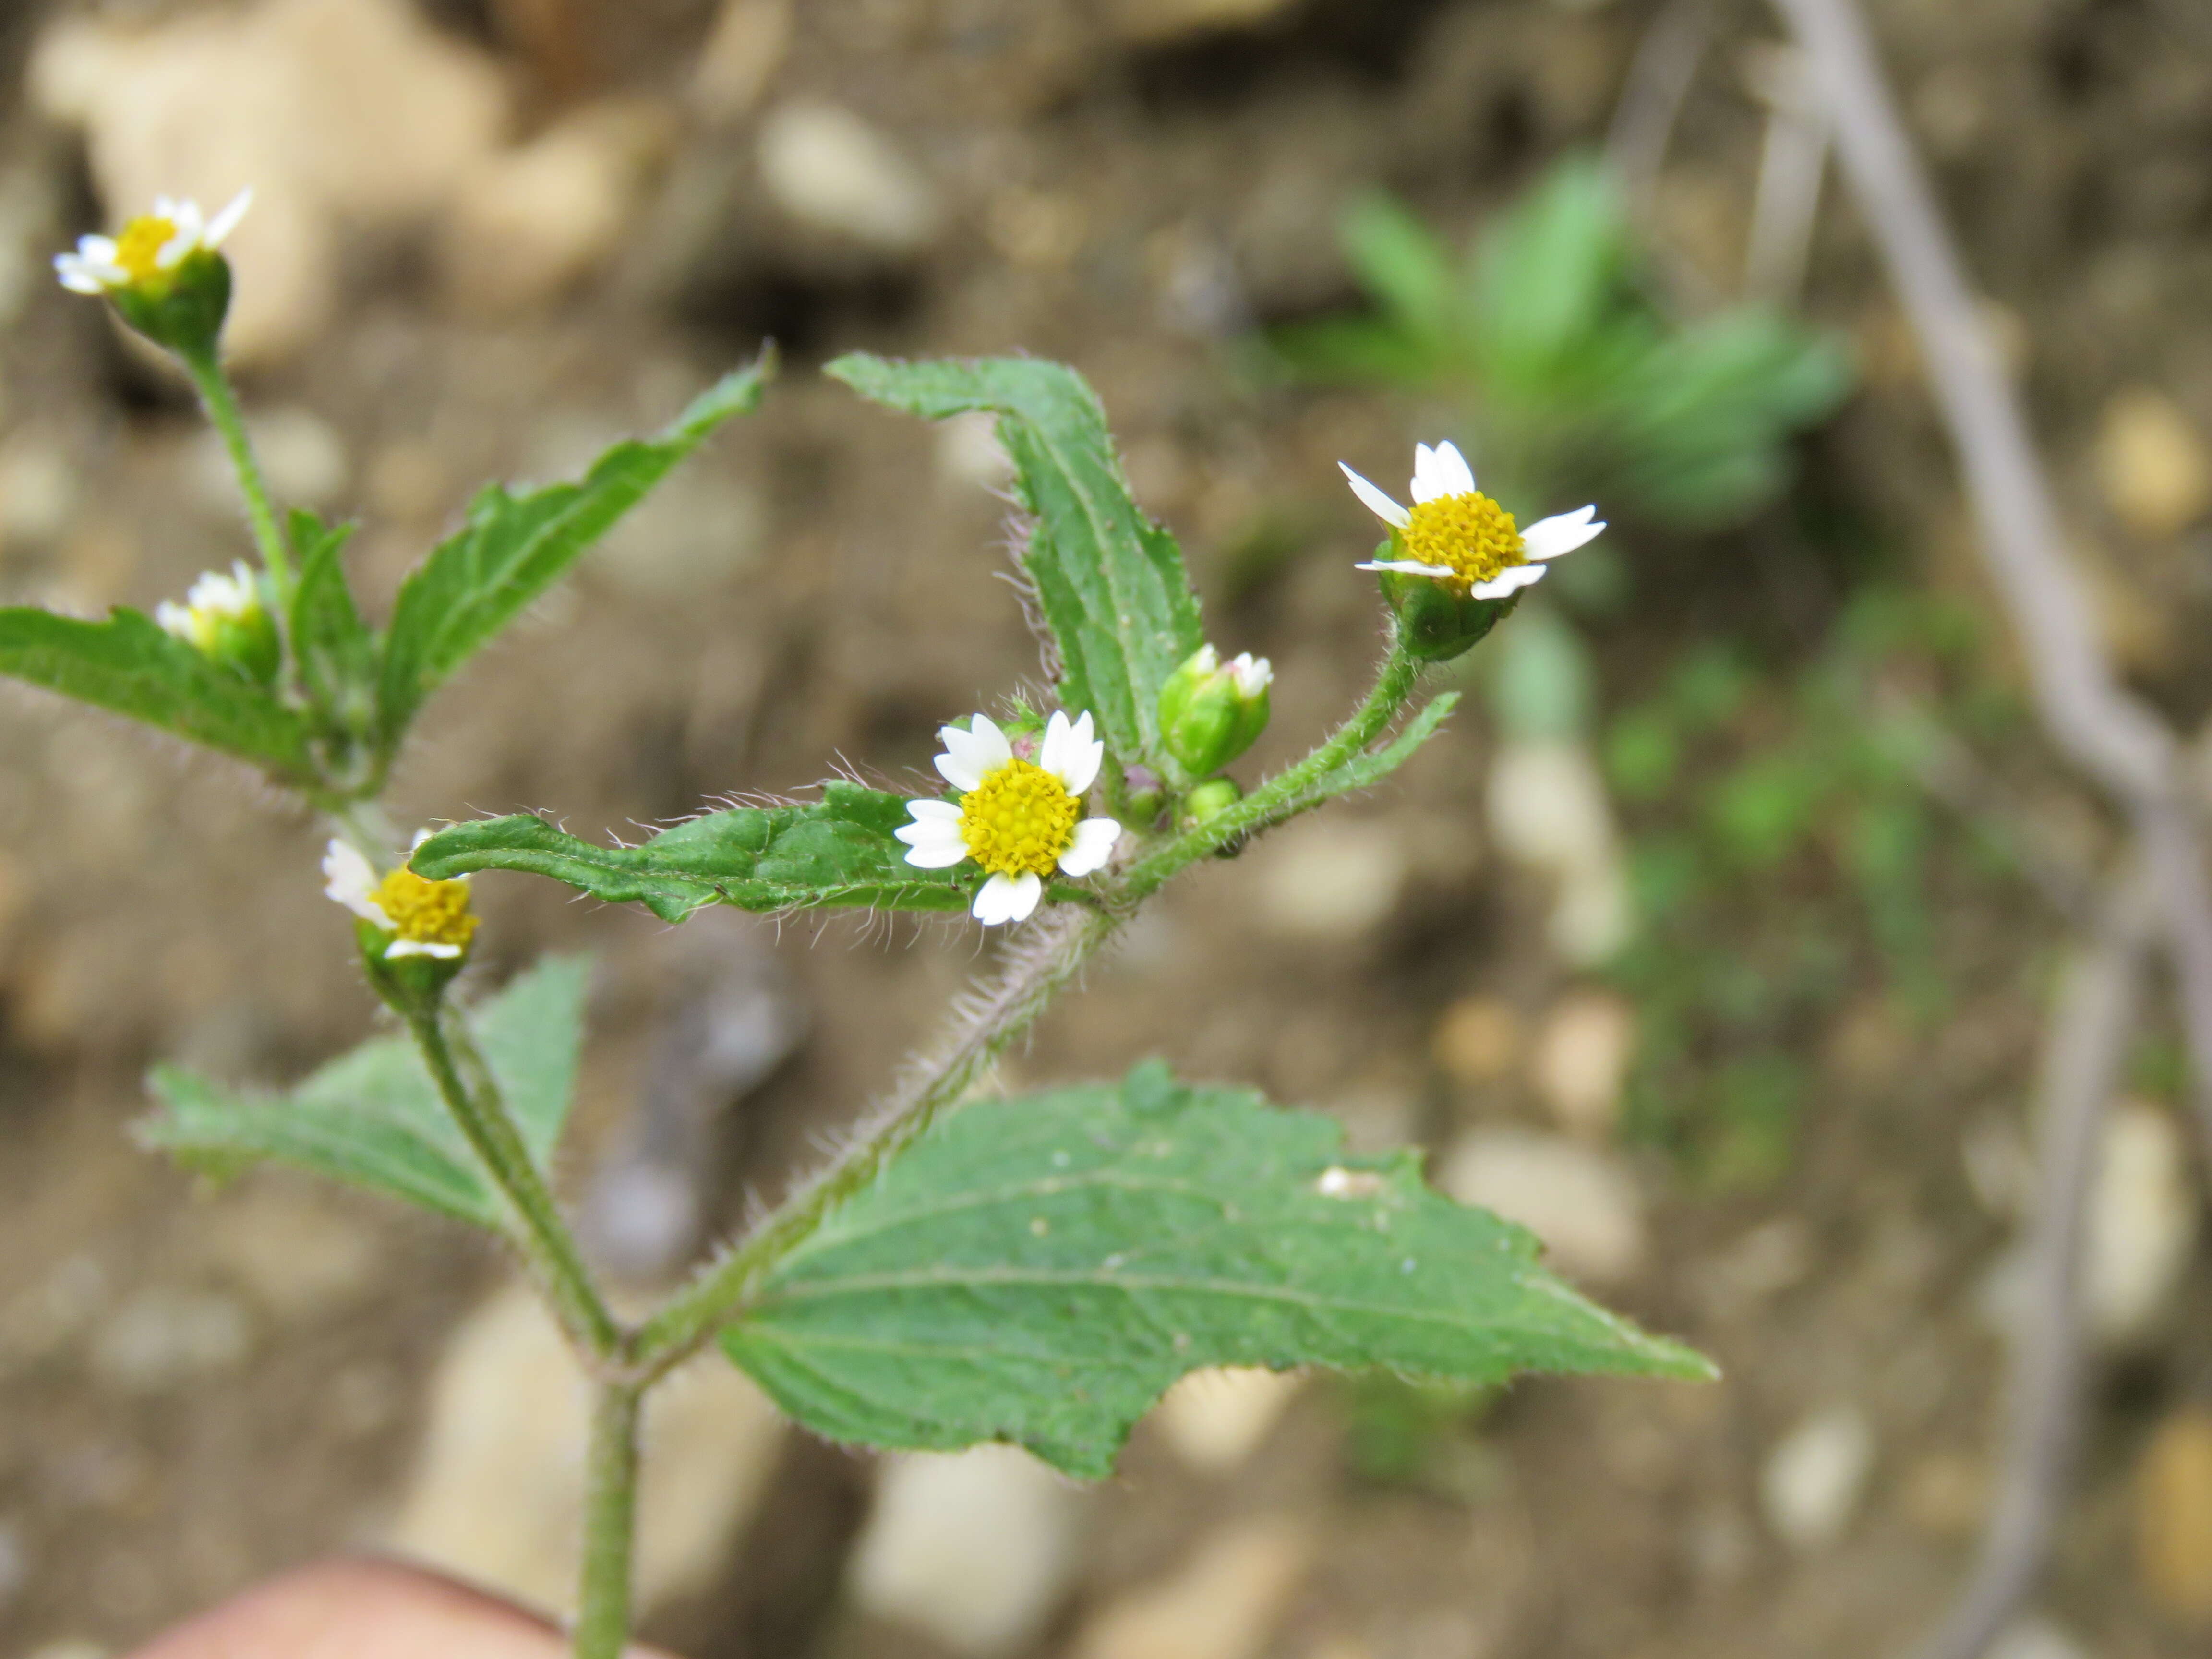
[114,215,180,284]
[958,757,1080,878]
[1402,491,1525,591]
[370,868,479,952]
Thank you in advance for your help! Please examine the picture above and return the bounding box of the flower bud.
[156,561,279,684]
[1158,645,1273,776]
[1179,776,1242,827]
[1375,560,1519,661]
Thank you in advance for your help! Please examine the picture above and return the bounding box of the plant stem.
[405,1003,623,1360]
[632,902,1118,1377]
[574,1380,644,1659]
[1118,633,1423,902]
[181,345,292,605]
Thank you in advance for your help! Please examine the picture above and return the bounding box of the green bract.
[724,1063,1712,1478]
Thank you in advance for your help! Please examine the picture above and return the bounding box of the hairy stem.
[1118,632,1424,902]
[573,1380,644,1659]
[181,346,292,606]
[633,902,1118,1376]
[405,1002,623,1360]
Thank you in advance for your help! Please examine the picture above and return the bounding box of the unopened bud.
[156,561,279,684]
[1158,645,1273,776]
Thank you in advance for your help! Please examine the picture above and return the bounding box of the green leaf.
[1340,192,1455,337]
[0,605,314,781]
[1470,155,1631,393]
[723,1062,1712,1479]
[378,355,772,746]
[287,508,375,739]
[827,354,1204,774]
[137,955,592,1230]
[410,781,974,925]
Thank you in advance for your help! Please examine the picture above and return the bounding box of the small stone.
[936,410,1013,488]
[88,1287,252,1394]
[1106,0,1298,45]
[1069,1518,1315,1659]
[689,0,791,124]
[1151,1367,1304,1473]
[2086,1098,2196,1346]
[0,442,80,551]
[849,1445,1091,1658]
[1254,817,1408,942]
[2096,387,2211,540]
[386,1283,784,1617]
[757,102,940,256]
[1485,741,1630,965]
[442,100,670,313]
[189,1183,379,1319]
[1760,1404,1874,1550]
[1431,997,1520,1087]
[24,1643,107,1659]
[1529,990,1635,1138]
[1899,1452,1985,1537]
[1436,1129,1645,1285]
[2136,1407,2212,1621]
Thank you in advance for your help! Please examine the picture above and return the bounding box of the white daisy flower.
[896,710,1122,926]
[322,830,477,960]
[55,189,253,297]
[155,560,261,651]
[1341,440,1605,600]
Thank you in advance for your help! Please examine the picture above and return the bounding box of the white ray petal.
[1468,565,1549,600]
[972,870,1043,925]
[205,188,253,248]
[904,798,961,821]
[386,938,463,959]
[1058,817,1122,877]
[1521,506,1606,561]
[1354,559,1456,577]
[1339,463,1410,529]
[935,713,1011,790]
[1054,710,1102,794]
[1411,439,1475,503]
[321,839,393,927]
[1037,710,1072,780]
[896,816,970,867]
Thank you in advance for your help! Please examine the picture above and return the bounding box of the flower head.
[156,560,258,649]
[896,710,1122,926]
[323,832,478,960]
[55,190,253,298]
[1342,441,1605,600]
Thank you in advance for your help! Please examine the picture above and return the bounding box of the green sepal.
[110,251,232,357]
[356,918,469,1008]
[138,955,591,1233]
[1377,558,1518,661]
[826,354,1205,777]
[1157,647,1271,778]
[0,602,315,783]
[721,1061,1713,1479]
[376,353,773,750]
[409,781,974,924]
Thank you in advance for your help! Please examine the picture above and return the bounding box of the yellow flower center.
[114,215,180,284]
[1402,491,1525,590]
[958,757,1080,878]
[370,868,478,951]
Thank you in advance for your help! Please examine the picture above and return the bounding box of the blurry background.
[0,0,2209,1656]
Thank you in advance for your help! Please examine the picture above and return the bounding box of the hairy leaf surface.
[287,508,375,742]
[0,605,315,781]
[139,955,591,1230]
[723,1062,1712,1478]
[410,783,973,924]
[828,354,1203,774]
[378,357,770,744]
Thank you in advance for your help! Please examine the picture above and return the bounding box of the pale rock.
[1431,996,1520,1086]
[1485,741,1631,965]
[690,0,791,123]
[1760,1404,1874,1550]
[1529,990,1635,1138]
[1152,1366,1304,1473]
[850,1445,1090,1658]
[32,0,509,365]
[442,101,670,313]
[1254,817,1408,942]
[196,407,348,512]
[2135,1406,2212,1620]
[88,1287,252,1393]
[593,467,765,600]
[0,442,80,551]
[937,410,1014,488]
[24,1643,107,1659]
[2096,388,2211,540]
[1106,0,1298,45]
[386,1283,784,1617]
[1437,1129,1645,1285]
[189,1183,379,1319]
[1987,1618,2091,1659]
[1070,1518,1316,1659]
[757,102,940,256]
[2085,1098,2197,1346]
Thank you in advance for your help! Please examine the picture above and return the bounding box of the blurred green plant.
[1603,589,2026,1186]
[1269,155,1854,537]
